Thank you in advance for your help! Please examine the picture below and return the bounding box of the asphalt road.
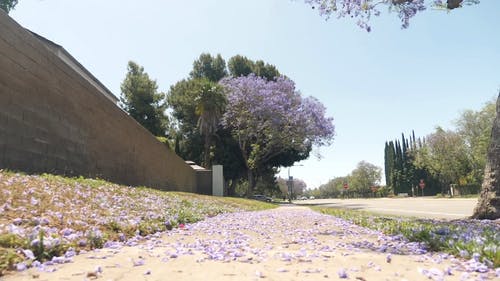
[296,197,478,219]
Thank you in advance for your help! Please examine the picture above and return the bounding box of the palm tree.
[195,80,227,168]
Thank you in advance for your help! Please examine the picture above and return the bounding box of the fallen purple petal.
[132,258,145,266]
[16,262,27,272]
[337,268,348,278]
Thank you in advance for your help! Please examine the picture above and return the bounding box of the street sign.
[419,179,425,189]
[343,183,349,189]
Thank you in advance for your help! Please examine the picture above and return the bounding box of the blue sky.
[10,0,499,189]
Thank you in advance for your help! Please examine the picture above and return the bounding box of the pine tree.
[120,61,169,137]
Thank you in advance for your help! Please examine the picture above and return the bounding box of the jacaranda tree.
[220,74,335,196]
[304,0,480,31]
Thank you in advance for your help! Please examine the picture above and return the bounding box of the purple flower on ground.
[51,256,66,264]
[30,239,40,248]
[386,253,392,263]
[61,228,74,236]
[30,197,39,206]
[133,258,145,266]
[429,268,444,278]
[118,233,126,242]
[303,268,322,273]
[16,262,27,271]
[255,271,265,278]
[472,252,481,262]
[22,249,35,260]
[337,268,348,278]
[418,268,430,278]
[276,268,289,273]
[40,217,50,225]
[459,249,469,258]
[65,248,76,258]
[475,263,489,273]
[78,239,87,247]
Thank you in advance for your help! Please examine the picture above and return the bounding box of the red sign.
[343,183,349,189]
[419,179,425,189]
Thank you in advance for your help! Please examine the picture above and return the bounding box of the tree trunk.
[472,93,500,219]
[246,169,255,198]
[203,135,211,168]
[226,179,237,197]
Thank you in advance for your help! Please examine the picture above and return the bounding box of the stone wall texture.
[0,11,197,192]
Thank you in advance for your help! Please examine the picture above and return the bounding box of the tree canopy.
[120,61,169,137]
[309,161,382,199]
[304,0,480,31]
[194,80,227,167]
[0,0,18,13]
[190,53,227,82]
[228,55,280,81]
[167,53,326,195]
[349,161,382,195]
[384,99,495,197]
[220,74,335,194]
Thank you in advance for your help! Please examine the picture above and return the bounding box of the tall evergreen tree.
[120,61,168,137]
[384,141,395,189]
[228,55,281,81]
[0,0,18,13]
[190,53,227,82]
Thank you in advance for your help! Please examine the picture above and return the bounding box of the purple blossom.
[30,197,39,206]
[61,228,73,236]
[304,0,427,31]
[337,268,348,278]
[459,249,469,258]
[386,253,392,263]
[220,74,334,171]
[118,233,126,242]
[22,249,35,260]
[16,262,27,272]
[276,268,289,272]
[132,258,145,266]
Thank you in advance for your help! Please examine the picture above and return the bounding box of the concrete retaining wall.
[0,11,197,192]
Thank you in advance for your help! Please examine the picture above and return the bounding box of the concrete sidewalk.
[4,207,496,281]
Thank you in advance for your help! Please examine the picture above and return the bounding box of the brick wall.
[0,11,197,192]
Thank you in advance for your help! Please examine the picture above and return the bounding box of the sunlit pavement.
[295,197,478,219]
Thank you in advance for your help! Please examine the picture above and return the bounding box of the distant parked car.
[252,194,272,202]
[298,196,308,200]
[309,196,315,200]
